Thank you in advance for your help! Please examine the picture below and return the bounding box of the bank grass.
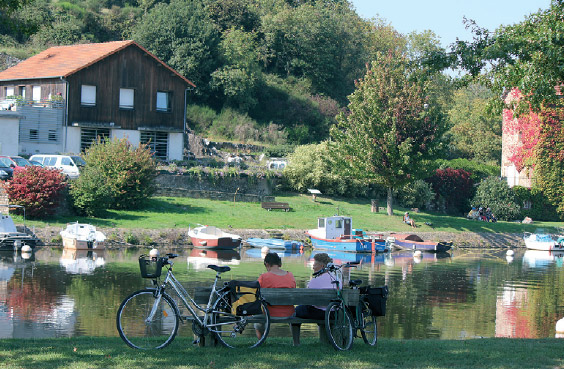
[0,336,562,369]
[17,193,564,234]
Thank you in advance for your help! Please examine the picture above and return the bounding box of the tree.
[452,1,564,113]
[132,0,221,100]
[330,51,448,215]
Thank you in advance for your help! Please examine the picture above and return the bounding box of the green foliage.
[283,142,372,197]
[395,180,435,210]
[472,177,521,221]
[452,2,564,113]
[3,166,68,219]
[434,158,499,184]
[512,186,560,222]
[446,84,501,164]
[70,138,157,216]
[331,51,448,213]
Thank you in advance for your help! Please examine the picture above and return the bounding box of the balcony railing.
[1,97,65,111]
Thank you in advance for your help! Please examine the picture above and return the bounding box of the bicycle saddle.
[207,265,231,273]
[349,279,363,287]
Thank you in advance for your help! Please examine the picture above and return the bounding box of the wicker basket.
[139,255,164,278]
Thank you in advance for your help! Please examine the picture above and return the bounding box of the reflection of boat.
[390,251,451,266]
[245,238,303,250]
[59,249,105,274]
[523,231,564,251]
[387,234,452,253]
[244,248,303,259]
[187,248,241,270]
[0,209,38,251]
[307,216,387,253]
[523,249,564,268]
[188,225,241,249]
[311,250,390,265]
[60,223,106,250]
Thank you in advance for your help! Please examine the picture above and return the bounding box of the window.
[48,130,57,141]
[29,129,38,140]
[32,86,41,102]
[19,86,26,99]
[140,131,168,160]
[156,91,171,112]
[61,157,71,166]
[81,85,96,106]
[46,157,57,166]
[5,87,14,97]
[119,88,134,109]
[318,219,325,228]
[81,128,110,152]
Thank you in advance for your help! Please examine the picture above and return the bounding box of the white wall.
[64,126,82,154]
[112,129,140,146]
[169,132,184,161]
[0,114,20,155]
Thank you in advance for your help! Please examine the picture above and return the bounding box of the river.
[1,246,563,340]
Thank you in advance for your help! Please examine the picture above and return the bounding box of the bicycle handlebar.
[312,261,359,277]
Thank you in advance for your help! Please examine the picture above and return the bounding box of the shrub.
[512,186,560,221]
[396,180,435,210]
[435,158,499,183]
[70,138,156,216]
[3,166,68,219]
[426,168,474,214]
[472,177,521,221]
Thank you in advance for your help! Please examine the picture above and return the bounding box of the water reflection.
[244,248,303,260]
[59,249,105,275]
[0,247,563,340]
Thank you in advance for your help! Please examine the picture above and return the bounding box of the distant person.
[403,212,416,228]
[467,207,479,220]
[256,252,296,340]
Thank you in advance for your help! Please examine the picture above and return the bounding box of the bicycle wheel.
[325,301,353,351]
[116,289,179,350]
[360,309,378,346]
[211,292,270,348]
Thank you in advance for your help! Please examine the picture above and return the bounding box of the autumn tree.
[330,51,448,215]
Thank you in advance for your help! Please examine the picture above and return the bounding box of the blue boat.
[245,238,303,250]
[244,248,303,259]
[307,216,388,253]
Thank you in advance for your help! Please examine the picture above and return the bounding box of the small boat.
[60,222,106,250]
[188,225,241,249]
[0,207,38,251]
[387,233,452,253]
[523,231,564,251]
[311,250,390,265]
[245,238,303,250]
[307,216,388,253]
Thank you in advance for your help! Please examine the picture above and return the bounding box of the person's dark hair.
[264,252,282,267]
[313,253,332,266]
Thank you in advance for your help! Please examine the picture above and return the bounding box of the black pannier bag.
[360,285,389,316]
[228,280,263,316]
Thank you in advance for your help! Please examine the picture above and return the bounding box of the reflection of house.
[0,41,195,160]
[495,285,532,338]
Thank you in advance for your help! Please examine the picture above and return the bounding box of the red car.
[0,156,33,169]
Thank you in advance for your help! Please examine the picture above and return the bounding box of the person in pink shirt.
[256,252,296,339]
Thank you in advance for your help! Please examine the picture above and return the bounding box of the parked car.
[29,154,86,179]
[29,160,44,167]
[0,159,14,180]
[0,156,33,169]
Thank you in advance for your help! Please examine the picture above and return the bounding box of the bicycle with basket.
[116,253,271,349]
[316,262,389,350]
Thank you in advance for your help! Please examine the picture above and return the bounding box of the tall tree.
[330,51,448,215]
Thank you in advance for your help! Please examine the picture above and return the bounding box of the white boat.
[0,206,38,251]
[523,231,564,251]
[60,222,106,250]
[188,225,241,249]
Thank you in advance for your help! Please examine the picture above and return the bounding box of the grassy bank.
[0,337,562,369]
[19,193,563,234]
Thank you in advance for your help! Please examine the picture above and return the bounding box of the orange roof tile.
[0,40,195,87]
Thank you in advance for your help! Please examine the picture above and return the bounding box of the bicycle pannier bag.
[228,280,262,316]
[360,285,389,316]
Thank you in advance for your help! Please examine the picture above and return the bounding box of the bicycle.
[116,253,270,350]
[314,262,378,350]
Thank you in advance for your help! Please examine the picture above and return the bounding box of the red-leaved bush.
[426,168,474,214]
[3,166,68,218]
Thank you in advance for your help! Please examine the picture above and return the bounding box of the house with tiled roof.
[0,40,195,160]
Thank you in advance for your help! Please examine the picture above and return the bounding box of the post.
[371,199,379,213]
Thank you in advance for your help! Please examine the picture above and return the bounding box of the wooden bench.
[193,287,360,346]
[261,202,291,212]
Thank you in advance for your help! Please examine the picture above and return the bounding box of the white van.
[29,154,86,179]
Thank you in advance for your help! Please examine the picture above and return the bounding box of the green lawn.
[0,337,562,369]
[17,193,564,234]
